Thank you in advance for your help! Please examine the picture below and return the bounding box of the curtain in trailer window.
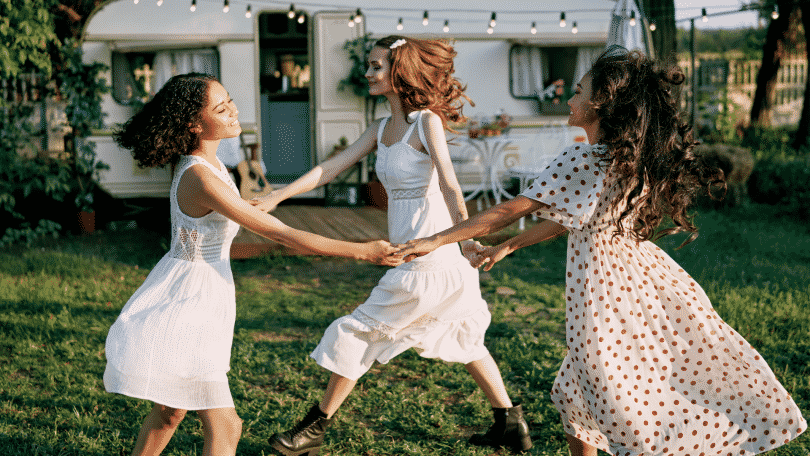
[573,47,605,90]
[153,49,220,93]
[510,46,548,99]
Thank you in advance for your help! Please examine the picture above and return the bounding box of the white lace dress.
[311,111,491,381]
[521,143,806,455]
[104,155,241,410]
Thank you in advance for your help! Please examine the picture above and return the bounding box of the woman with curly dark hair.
[256,36,531,455]
[104,73,403,456]
[398,46,806,456]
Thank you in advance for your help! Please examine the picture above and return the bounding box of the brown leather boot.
[468,403,532,453]
[270,404,333,456]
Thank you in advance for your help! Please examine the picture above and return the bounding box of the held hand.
[396,237,441,262]
[471,243,512,271]
[362,240,405,267]
[250,192,282,212]
[460,240,485,263]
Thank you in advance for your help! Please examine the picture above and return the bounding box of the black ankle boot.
[270,404,333,456]
[468,404,532,453]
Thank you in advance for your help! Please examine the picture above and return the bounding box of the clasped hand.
[394,238,510,271]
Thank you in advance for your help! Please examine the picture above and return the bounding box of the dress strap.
[414,110,431,155]
[402,111,421,144]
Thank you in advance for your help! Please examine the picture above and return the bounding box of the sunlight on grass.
[0,206,808,455]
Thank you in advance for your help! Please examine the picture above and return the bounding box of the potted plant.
[57,39,110,233]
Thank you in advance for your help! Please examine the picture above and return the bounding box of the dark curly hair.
[588,47,725,246]
[113,73,218,168]
[373,35,473,131]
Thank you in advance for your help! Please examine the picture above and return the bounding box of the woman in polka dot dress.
[398,46,806,456]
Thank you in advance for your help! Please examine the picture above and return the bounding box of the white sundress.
[104,155,241,410]
[311,110,492,381]
[521,143,806,456]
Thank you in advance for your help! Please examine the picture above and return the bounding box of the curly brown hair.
[588,47,725,246]
[373,35,473,131]
[113,73,218,168]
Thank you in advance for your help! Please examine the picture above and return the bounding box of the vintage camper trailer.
[81,0,627,203]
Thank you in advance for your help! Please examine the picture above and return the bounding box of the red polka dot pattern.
[519,144,807,455]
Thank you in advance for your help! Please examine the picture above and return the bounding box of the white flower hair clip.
[389,39,407,49]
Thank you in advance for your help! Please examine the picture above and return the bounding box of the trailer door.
[311,12,366,196]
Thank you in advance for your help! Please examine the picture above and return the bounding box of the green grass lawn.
[0,204,808,455]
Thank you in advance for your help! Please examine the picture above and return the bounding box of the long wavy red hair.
[373,35,473,131]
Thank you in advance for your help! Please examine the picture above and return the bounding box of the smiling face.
[365,46,394,97]
[567,73,600,143]
[196,81,241,140]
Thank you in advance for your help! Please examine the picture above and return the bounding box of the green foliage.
[0,0,58,78]
[0,207,807,455]
[676,27,768,60]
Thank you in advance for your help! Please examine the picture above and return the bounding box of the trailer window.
[509,45,603,114]
[111,48,220,105]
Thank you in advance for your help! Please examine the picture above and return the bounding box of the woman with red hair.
[257,36,531,455]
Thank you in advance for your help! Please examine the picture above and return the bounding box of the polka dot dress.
[521,144,806,456]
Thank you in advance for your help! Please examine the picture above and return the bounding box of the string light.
[771,5,779,20]
[489,12,496,28]
[530,21,537,34]
[629,11,636,26]
[190,0,195,11]
[133,0,138,4]
[559,12,566,27]
[649,21,656,31]
[297,12,305,23]
[422,10,429,26]
[443,20,449,33]
[223,0,229,13]
[245,4,251,18]
[348,14,355,27]
[487,24,493,34]
[397,17,403,30]
[287,4,295,19]
[156,0,162,6]
[354,8,362,23]
[701,8,708,22]
[571,21,578,34]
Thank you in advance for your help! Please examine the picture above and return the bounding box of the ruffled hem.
[103,364,234,410]
[311,308,492,381]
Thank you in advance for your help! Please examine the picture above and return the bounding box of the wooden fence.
[679,56,807,126]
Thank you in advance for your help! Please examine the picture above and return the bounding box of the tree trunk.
[640,0,677,63]
[793,3,810,150]
[750,0,797,127]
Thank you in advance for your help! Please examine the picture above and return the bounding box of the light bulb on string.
[190,0,196,11]
[487,25,493,34]
[397,17,404,30]
[297,12,305,24]
[133,0,139,4]
[771,5,779,20]
[223,0,229,13]
[701,8,707,22]
[571,21,578,34]
[443,20,449,33]
[288,4,295,19]
[530,21,537,34]
[156,0,162,6]
[649,21,656,31]
[422,11,429,26]
[354,9,362,23]
[348,14,355,27]
[245,4,251,18]
[629,11,636,26]
[489,12,496,28]
[559,12,566,27]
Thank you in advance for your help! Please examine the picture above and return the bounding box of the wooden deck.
[230,200,533,259]
[230,205,390,259]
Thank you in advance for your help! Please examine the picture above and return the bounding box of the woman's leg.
[320,372,357,418]
[197,407,243,456]
[567,434,597,456]
[465,355,512,408]
[131,403,188,456]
